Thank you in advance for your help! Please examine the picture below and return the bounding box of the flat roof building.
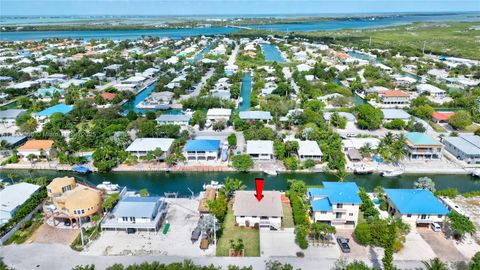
[184,139,221,161]
[0,182,41,225]
[442,134,480,164]
[297,140,323,161]
[246,140,274,160]
[405,132,443,160]
[126,138,175,159]
[381,109,411,122]
[156,114,191,126]
[239,111,272,122]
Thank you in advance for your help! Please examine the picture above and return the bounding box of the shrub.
[354,222,372,245]
[303,159,316,169]
[283,156,299,170]
[435,188,459,198]
[231,154,254,172]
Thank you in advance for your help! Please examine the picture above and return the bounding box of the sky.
[1,0,479,16]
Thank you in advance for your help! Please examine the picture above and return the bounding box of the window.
[73,210,77,214]
[438,215,443,218]
[407,214,412,218]
[81,210,85,214]
[336,203,343,209]
[122,217,128,221]
[349,213,353,216]
[320,211,327,214]
[130,217,136,222]
[336,212,342,219]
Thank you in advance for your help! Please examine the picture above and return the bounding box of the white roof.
[344,138,380,150]
[298,140,323,156]
[207,108,232,117]
[0,182,41,214]
[417,84,445,94]
[232,191,283,217]
[246,140,274,155]
[124,76,146,83]
[126,138,175,152]
[381,109,411,120]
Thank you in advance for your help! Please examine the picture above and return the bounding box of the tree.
[447,212,476,240]
[26,154,36,166]
[356,104,383,130]
[382,223,396,270]
[448,111,472,130]
[330,112,347,129]
[138,188,149,197]
[152,147,164,164]
[470,252,480,270]
[414,177,436,192]
[231,155,253,172]
[207,193,228,223]
[220,177,246,199]
[126,110,138,121]
[284,156,299,170]
[354,222,372,245]
[227,133,237,148]
[422,258,448,270]
[192,111,206,129]
[310,222,336,244]
[213,120,226,131]
[384,119,406,130]
[303,159,316,169]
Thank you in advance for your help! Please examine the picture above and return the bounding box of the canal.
[239,72,252,111]
[261,44,285,63]
[1,170,478,196]
[122,82,157,114]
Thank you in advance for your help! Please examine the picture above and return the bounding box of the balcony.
[333,208,347,213]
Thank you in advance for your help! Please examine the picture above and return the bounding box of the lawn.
[216,203,260,257]
[282,202,295,228]
[463,124,479,133]
[428,121,447,133]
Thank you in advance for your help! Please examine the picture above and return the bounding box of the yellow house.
[44,177,103,228]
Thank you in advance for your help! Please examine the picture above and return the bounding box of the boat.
[96,181,120,192]
[472,169,480,178]
[264,170,277,176]
[203,180,224,190]
[354,166,374,175]
[381,169,404,177]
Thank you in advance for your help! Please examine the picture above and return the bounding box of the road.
[180,68,215,100]
[0,243,428,270]
[282,67,300,95]
[227,42,239,66]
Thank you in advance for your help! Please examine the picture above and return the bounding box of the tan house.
[44,177,103,227]
[17,140,54,160]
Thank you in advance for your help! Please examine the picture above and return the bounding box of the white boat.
[203,180,224,190]
[96,181,120,192]
[354,166,374,175]
[472,169,480,178]
[381,169,404,177]
[264,170,277,176]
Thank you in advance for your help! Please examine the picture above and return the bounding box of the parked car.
[191,227,201,243]
[64,220,71,226]
[127,228,136,234]
[337,237,351,253]
[431,222,441,232]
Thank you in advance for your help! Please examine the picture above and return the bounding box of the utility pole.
[78,215,84,246]
[213,216,217,246]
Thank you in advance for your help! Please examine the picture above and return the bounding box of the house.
[232,191,283,230]
[123,76,146,86]
[17,140,54,159]
[239,111,272,122]
[35,87,64,98]
[377,90,411,107]
[100,92,117,101]
[156,114,191,126]
[184,139,221,161]
[246,140,274,160]
[102,196,167,232]
[35,104,73,121]
[442,134,480,164]
[308,182,362,228]
[381,109,411,122]
[297,140,323,161]
[384,189,449,227]
[0,182,41,225]
[0,109,27,127]
[297,64,313,72]
[431,111,455,123]
[323,112,355,122]
[125,138,174,159]
[44,177,103,228]
[405,132,443,160]
[416,84,446,99]
[0,136,28,149]
[206,108,232,122]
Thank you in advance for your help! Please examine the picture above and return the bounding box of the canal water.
[1,170,478,196]
[2,13,478,41]
[122,82,157,114]
[190,44,212,63]
[261,44,285,63]
[239,72,252,111]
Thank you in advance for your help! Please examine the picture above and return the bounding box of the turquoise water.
[347,51,378,62]
[191,44,212,63]
[239,72,252,111]
[261,44,285,63]
[122,82,157,114]
[2,13,479,41]
[1,170,478,196]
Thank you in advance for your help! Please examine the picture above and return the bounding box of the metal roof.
[156,114,191,122]
[310,197,332,211]
[239,111,272,120]
[443,135,480,155]
[126,138,175,152]
[0,183,41,213]
[381,109,411,120]
[113,196,164,219]
[297,140,323,156]
[385,189,449,215]
[184,140,220,152]
[0,109,27,119]
[406,132,441,146]
[308,182,362,204]
[232,191,283,217]
[246,140,274,155]
[36,104,73,117]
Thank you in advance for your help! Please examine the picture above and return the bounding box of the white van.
[431,222,441,232]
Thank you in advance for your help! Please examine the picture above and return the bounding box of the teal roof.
[385,189,449,215]
[311,197,332,211]
[406,132,440,145]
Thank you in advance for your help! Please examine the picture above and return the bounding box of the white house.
[125,138,175,159]
[0,183,41,225]
[246,140,274,160]
[232,191,283,230]
[206,108,232,122]
[156,114,191,126]
[384,189,449,227]
[381,109,411,122]
[297,140,323,161]
[184,140,221,161]
[416,84,446,99]
[0,109,27,127]
[308,182,361,228]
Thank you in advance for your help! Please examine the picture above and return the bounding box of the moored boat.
[381,169,404,177]
[354,165,374,175]
[96,181,120,192]
[203,180,224,190]
[264,170,277,176]
[472,169,480,178]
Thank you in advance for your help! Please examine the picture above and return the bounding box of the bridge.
[226,25,253,30]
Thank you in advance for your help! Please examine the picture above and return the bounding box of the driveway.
[394,230,436,261]
[27,224,79,245]
[260,228,298,257]
[335,229,376,261]
[419,229,467,262]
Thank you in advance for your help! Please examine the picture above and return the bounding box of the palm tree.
[27,154,36,167]
[152,147,164,166]
[392,134,408,162]
[220,177,246,200]
[422,258,447,270]
[0,140,10,150]
[359,143,372,157]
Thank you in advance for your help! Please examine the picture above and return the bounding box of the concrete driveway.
[260,228,298,257]
[419,229,467,262]
[335,229,375,261]
[394,230,436,261]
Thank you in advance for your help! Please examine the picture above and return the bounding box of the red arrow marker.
[255,178,264,201]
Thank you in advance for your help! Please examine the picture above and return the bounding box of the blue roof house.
[184,139,221,161]
[405,132,443,160]
[35,104,73,120]
[101,196,167,231]
[385,189,449,227]
[307,182,362,228]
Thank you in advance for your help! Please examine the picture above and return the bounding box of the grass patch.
[428,121,447,133]
[216,203,260,257]
[282,203,295,228]
[463,124,479,133]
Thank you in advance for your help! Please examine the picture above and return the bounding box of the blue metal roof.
[308,182,362,204]
[184,140,220,152]
[36,104,73,117]
[385,189,449,215]
[311,197,332,211]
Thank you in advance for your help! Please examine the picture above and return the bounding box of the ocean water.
[1,13,478,41]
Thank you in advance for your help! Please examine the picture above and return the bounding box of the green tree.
[207,193,228,223]
[422,258,447,270]
[356,104,384,130]
[382,223,396,270]
[448,110,472,130]
[227,133,237,148]
[231,155,254,172]
[354,222,372,245]
[470,252,480,270]
[220,177,246,199]
[447,212,476,239]
[284,156,299,170]
[414,177,436,192]
[192,111,206,129]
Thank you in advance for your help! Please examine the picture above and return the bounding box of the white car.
[431,222,441,232]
